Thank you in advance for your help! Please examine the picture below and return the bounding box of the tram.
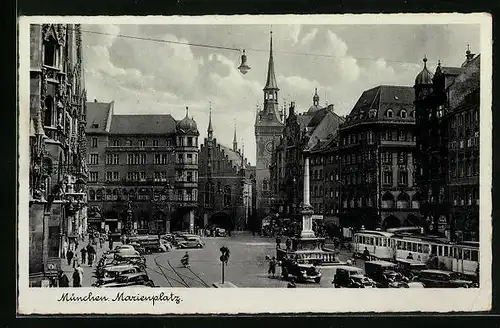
[353,229,479,277]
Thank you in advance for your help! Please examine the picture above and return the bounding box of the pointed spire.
[466,44,474,61]
[207,102,213,134]
[264,30,279,90]
[35,105,46,137]
[313,88,319,106]
[185,106,189,117]
[233,119,238,152]
[423,55,428,67]
[435,59,442,75]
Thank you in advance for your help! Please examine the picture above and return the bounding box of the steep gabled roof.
[219,144,246,171]
[346,85,414,122]
[109,114,177,135]
[306,110,345,150]
[86,101,113,133]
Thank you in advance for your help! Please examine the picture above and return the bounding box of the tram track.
[150,254,210,288]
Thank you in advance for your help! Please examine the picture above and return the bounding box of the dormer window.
[369,109,377,118]
[386,109,394,118]
[410,110,415,118]
[400,109,407,118]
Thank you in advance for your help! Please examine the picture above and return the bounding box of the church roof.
[306,110,345,150]
[415,57,434,85]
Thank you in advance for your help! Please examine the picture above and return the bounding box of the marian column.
[300,152,315,238]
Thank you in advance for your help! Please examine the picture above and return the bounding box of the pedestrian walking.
[363,247,370,261]
[72,268,81,287]
[87,243,96,266]
[76,264,84,284]
[99,236,104,249]
[62,239,68,259]
[108,236,114,250]
[276,235,281,249]
[58,270,69,287]
[80,247,87,265]
[66,249,74,266]
[268,257,277,278]
[72,253,80,268]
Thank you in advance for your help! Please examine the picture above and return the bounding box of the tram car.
[353,229,479,278]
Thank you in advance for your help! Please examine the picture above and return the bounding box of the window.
[187,171,193,182]
[153,140,159,147]
[263,179,269,191]
[89,154,99,165]
[410,110,415,118]
[386,109,394,118]
[127,154,134,165]
[154,154,161,165]
[161,154,168,165]
[126,140,132,146]
[140,172,146,181]
[112,154,119,165]
[224,186,231,207]
[139,140,146,147]
[91,137,98,148]
[398,130,406,141]
[43,41,58,67]
[112,139,120,146]
[400,109,407,118]
[140,154,147,165]
[113,171,119,181]
[369,109,377,118]
[106,154,112,165]
[177,154,183,164]
[383,170,393,185]
[187,137,193,147]
[106,171,113,181]
[187,153,193,164]
[90,172,98,182]
[382,152,392,164]
[43,96,54,126]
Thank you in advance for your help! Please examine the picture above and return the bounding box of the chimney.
[328,104,334,112]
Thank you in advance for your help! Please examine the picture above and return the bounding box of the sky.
[82,24,480,165]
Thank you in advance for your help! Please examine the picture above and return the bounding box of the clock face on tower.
[265,141,274,154]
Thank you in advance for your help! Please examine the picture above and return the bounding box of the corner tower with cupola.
[174,106,200,233]
[254,31,284,218]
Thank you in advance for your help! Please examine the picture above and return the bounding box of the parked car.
[94,264,145,285]
[177,236,205,249]
[281,258,321,283]
[333,266,366,288]
[97,272,155,288]
[364,260,407,288]
[416,269,477,288]
[395,258,427,280]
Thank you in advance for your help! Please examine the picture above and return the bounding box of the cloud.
[82,24,479,164]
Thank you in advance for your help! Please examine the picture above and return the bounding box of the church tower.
[254,31,285,218]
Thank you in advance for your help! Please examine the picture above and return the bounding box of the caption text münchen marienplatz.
[58,291,183,305]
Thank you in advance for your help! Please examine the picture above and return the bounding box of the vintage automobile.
[281,258,322,283]
[364,260,407,288]
[96,272,155,288]
[177,236,205,249]
[416,269,477,288]
[332,266,366,288]
[93,264,145,285]
[395,258,428,280]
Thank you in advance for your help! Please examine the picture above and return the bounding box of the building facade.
[85,102,199,235]
[337,85,419,230]
[270,92,344,221]
[254,32,285,218]
[198,108,255,231]
[414,50,480,241]
[29,24,88,285]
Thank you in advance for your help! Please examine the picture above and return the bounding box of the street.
[143,233,364,288]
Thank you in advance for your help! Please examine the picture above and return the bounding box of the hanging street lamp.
[238,49,251,75]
